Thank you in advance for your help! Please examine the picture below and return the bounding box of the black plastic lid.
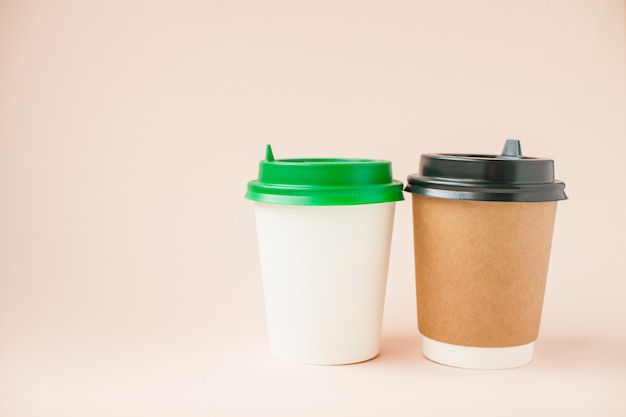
[404,140,567,202]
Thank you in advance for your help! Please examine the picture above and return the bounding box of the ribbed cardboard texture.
[412,194,557,347]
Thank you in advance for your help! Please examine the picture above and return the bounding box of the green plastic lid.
[245,145,404,206]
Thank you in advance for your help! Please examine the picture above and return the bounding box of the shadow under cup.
[405,140,567,369]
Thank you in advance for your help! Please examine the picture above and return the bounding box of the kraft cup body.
[254,201,396,365]
[411,195,558,369]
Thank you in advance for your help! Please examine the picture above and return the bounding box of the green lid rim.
[245,181,404,206]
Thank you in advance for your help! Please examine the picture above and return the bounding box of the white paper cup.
[254,202,396,365]
[246,145,403,365]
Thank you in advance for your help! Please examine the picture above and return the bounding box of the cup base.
[422,335,534,369]
[270,349,380,366]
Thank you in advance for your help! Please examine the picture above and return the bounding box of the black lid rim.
[403,182,567,202]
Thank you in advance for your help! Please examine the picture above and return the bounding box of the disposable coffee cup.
[404,140,567,369]
[246,145,404,365]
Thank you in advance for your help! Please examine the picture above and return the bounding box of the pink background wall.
[1,1,625,415]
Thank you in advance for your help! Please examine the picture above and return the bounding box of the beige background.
[1,1,625,415]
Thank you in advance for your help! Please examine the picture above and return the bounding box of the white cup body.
[253,201,396,365]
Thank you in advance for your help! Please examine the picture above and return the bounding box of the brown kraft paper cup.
[404,140,567,368]
[412,194,557,347]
